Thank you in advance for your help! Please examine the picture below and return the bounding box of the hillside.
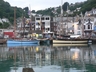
[35,0,96,16]
[0,0,96,25]
[0,0,28,24]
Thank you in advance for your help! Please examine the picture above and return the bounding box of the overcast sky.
[4,0,87,11]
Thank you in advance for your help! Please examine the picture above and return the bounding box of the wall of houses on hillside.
[1,15,96,39]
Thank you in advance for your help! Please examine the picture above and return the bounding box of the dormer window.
[88,25,90,29]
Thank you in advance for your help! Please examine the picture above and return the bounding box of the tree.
[62,2,69,12]
[32,10,35,13]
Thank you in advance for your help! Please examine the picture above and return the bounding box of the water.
[0,44,96,72]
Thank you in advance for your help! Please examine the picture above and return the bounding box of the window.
[42,22,45,24]
[91,25,92,29]
[78,25,80,30]
[77,31,80,35]
[88,25,90,29]
[84,25,85,29]
[46,17,49,20]
[0,30,2,32]
[36,18,40,20]
[48,28,50,31]
[41,17,44,20]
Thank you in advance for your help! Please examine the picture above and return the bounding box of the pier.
[0,39,7,44]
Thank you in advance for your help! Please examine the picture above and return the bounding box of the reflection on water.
[0,44,96,72]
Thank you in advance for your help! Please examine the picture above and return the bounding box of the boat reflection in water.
[0,44,96,72]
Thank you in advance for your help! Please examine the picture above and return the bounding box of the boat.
[7,43,39,47]
[36,38,51,45]
[7,7,39,44]
[53,39,88,44]
[7,39,39,44]
[53,44,88,47]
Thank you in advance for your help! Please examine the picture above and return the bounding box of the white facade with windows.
[73,22,82,35]
[35,16,51,33]
[83,18,94,38]
[84,21,94,30]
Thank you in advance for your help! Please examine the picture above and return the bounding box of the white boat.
[53,40,88,44]
[53,44,88,47]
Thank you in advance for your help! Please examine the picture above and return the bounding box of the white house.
[35,15,52,33]
[2,18,9,23]
[73,21,82,36]
[84,18,94,38]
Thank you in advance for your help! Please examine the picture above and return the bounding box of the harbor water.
[0,44,96,72]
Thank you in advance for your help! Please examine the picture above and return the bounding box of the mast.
[60,0,63,36]
[14,7,16,39]
[29,5,32,35]
[22,14,25,38]
[81,12,84,38]
[66,5,68,35]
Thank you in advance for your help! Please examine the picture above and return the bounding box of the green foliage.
[36,8,55,16]
[0,22,10,28]
[62,2,69,11]
[32,10,36,13]
[0,0,96,26]
[0,23,3,28]
[36,0,96,17]
[0,0,28,26]
[81,0,96,13]
[3,22,10,28]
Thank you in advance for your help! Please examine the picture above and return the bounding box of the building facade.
[35,16,56,35]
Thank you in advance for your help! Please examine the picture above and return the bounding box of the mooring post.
[22,68,34,72]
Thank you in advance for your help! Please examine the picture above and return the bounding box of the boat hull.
[7,43,39,47]
[53,44,88,47]
[7,40,39,44]
[53,40,88,44]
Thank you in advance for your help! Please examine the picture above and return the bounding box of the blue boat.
[7,39,39,44]
[7,43,39,47]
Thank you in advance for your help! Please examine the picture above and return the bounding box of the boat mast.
[14,7,16,39]
[66,5,68,35]
[81,12,84,38]
[21,12,26,38]
[29,5,32,35]
[60,0,63,36]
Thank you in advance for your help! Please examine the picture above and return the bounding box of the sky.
[4,0,87,11]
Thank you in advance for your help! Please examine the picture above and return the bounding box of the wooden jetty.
[23,68,34,72]
[0,39,7,44]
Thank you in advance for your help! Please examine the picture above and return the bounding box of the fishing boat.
[7,43,39,47]
[7,39,39,44]
[53,44,88,47]
[7,7,39,44]
[53,39,88,44]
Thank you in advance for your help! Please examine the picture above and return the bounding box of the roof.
[4,32,14,38]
